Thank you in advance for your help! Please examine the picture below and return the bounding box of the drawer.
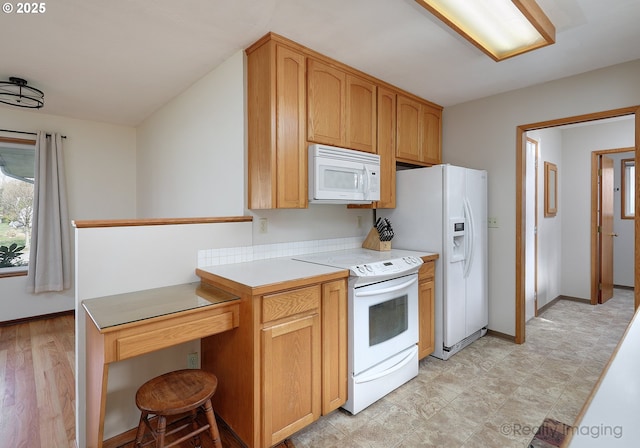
[419,260,435,280]
[115,305,238,361]
[262,285,320,323]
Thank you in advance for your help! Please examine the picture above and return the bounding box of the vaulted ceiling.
[1,0,639,126]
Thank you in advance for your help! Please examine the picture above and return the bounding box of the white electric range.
[294,248,429,414]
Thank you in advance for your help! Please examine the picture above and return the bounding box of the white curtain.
[26,132,71,293]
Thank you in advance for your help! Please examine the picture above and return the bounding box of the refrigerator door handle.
[463,198,475,279]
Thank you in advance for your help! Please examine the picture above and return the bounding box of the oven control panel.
[351,256,422,277]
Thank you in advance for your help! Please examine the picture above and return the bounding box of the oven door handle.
[354,276,417,297]
[354,346,418,384]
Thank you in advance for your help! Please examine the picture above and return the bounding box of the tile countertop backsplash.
[197,236,364,267]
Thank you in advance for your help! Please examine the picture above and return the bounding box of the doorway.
[591,149,636,305]
[515,106,640,344]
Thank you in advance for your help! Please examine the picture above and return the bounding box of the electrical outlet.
[187,352,198,369]
[488,217,499,228]
[259,218,268,233]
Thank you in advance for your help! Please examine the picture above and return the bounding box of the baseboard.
[614,284,634,291]
[0,309,74,327]
[537,295,590,316]
[485,329,515,342]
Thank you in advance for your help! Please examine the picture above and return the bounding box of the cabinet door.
[376,87,396,208]
[247,40,306,209]
[262,313,321,447]
[346,75,377,153]
[418,266,435,360]
[321,279,347,414]
[307,59,346,146]
[276,44,307,208]
[420,103,442,165]
[396,95,423,163]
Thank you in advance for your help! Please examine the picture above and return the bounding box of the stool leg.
[156,415,167,448]
[202,399,222,448]
[134,411,148,448]
[190,409,202,448]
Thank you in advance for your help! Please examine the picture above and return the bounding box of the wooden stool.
[134,369,222,448]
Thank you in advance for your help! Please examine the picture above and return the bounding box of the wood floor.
[0,314,76,448]
[0,314,294,448]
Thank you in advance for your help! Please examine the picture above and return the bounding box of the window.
[621,158,635,219]
[0,137,35,273]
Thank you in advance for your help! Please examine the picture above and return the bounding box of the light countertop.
[198,257,347,289]
[196,248,438,295]
[567,306,640,447]
[82,282,239,330]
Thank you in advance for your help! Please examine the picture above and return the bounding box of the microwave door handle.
[362,167,369,197]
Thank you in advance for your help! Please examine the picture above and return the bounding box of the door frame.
[591,148,634,305]
[525,137,539,318]
[515,106,640,344]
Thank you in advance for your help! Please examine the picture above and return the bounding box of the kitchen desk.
[82,282,240,448]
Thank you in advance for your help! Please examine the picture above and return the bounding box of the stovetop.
[293,248,425,279]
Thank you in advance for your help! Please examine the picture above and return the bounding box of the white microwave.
[308,143,380,204]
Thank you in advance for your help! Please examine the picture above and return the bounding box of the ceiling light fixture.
[415,0,556,61]
[0,77,45,109]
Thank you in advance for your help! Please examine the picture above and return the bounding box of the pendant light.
[0,77,45,109]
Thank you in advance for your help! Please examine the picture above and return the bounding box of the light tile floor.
[290,289,635,448]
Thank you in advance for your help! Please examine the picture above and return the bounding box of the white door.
[443,166,467,346]
[463,168,488,335]
[525,138,538,320]
[443,166,488,346]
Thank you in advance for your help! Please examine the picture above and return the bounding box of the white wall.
[75,221,252,447]
[560,120,635,296]
[443,59,640,336]
[136,50,371,242]
[136,51,246,218]
[0,107,136,321]
[527,128,563,308]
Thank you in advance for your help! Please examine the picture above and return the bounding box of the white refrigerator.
[380,164,488,360]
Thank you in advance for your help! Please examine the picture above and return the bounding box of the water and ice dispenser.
[450,219,466,262]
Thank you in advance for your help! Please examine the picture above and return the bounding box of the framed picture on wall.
[544,161,557,217]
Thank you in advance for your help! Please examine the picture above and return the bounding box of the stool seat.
[134,369,222,448]
[136,369,218,415]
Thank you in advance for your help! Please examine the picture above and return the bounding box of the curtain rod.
[0,128,67,138]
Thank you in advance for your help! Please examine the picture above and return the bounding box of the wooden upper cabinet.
[307,59,346,147]
[246,38,307,209]
[346,75,377,153]
[276,45,307,208]
[396,94,442,166]
[421,103,442,165]
[376,87,396,208]
[396,95,422,163]
[247,33,442,209]
[307,59,377,153]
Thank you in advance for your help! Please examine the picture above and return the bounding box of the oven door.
[351,273,418,375]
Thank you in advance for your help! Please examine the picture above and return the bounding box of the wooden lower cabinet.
[262,313,321,447]
[418,261,436,359]
[201,276,347,448]
[321,280,348,414]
